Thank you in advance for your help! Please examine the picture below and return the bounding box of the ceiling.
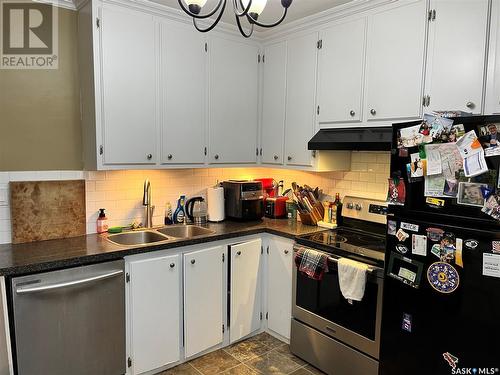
[150,0,354,26]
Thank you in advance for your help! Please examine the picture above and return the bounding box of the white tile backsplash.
[0,152,390,244]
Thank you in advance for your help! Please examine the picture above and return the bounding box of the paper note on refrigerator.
[426,146,442,176]
[483,253,500,278]
[412,234,427,256]
[456,130,482,158]
[463,151,488,177]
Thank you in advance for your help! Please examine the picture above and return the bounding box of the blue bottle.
[173,195,186,224]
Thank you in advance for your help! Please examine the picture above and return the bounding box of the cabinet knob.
[288,156,292,161]
[237,251,242,256]
[147,154,153,160]
[466,101,475,109]
[370,109,376,116]
[214,154,219,160]
[274,155,279,161]
[168,154,173,160]
[349,110,356,117]
[170,263,175,268]
[191,259,196,265]
[284,250,289,255]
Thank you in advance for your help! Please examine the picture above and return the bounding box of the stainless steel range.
[291,196,388,375]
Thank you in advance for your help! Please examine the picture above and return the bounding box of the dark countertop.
[0,219,326,277]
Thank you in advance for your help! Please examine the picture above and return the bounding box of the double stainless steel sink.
[107,225,215,246]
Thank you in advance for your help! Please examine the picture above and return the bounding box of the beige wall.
[0,8,82,171]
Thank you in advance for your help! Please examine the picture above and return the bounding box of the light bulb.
[185,0,207,14]
[185,0,207,6]
[241,0,268,16]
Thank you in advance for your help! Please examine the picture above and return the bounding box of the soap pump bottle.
[97,209,108,234]
[164,202,173,225]
[173,195,186,224]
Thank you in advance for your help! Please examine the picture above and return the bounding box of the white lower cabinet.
[184,246,226,358]
[229,239,263,343]
[266,237,294,340]
[127,253,181,375]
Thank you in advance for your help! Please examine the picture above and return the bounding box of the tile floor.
[159,333,325,375]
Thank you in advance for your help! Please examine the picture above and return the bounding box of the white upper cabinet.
[127,254,181,375]
[261,42,287,165]
[266,237,293,340]
[160,22,206,165]
[229,239,262,343]
[184,246,225,358]
[209,37,259,164]
[486,0,500,114]
[99,4,157,165]
[425,0,489,114]
[285,33,318,167]
[365,0,427,123]
[318,18,367,126]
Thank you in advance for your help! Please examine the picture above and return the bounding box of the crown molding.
[35,0,77,10]
[68,0,396,42]
[257,0,398,43]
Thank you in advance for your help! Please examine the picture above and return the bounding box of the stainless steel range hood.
[308,127,392,151]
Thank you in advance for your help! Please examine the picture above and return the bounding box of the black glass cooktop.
[297,228,386,264]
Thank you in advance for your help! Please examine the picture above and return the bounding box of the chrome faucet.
[143,179,154,228]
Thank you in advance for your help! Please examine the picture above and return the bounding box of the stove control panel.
[343,196,388,225]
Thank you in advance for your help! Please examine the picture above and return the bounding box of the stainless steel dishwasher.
[11,260,126,375]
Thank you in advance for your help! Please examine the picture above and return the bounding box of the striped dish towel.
[294,246,329,281]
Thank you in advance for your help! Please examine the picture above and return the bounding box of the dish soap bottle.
[164,202,173,225]
[173,195,186,224]
[97,209,108,234]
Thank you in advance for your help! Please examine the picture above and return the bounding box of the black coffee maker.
[222,181,264,221]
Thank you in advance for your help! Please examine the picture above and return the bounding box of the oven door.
[292,245,383,359]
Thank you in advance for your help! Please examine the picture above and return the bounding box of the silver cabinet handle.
[370,109,376,115]
[349,110,355,117]
[214,154,219,160]
[237,251,242,256]
[274,155,279,161]
[284,250,289,254]
[288,156,292,161]
[15,270,123,294]
[191,259,196,265]
[170,263,175,268]
[167,154,173,160]
[466,101,474,109]
[147,154,153,160]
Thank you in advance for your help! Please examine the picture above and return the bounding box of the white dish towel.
[337,258,369,304]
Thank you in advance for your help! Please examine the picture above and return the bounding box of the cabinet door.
[209,37,259,164]
[318,18,367,126]
[184,246,225,358]
[365,0,427,122]
[160,22,206,165]
[425,0,489,114]
[129,254,181,375]
[267,238,293,340]
[230,239,262,343]
[486,0,500,114]
[100,4,157,165]
[261,42,287,165]
[285,33,318,167]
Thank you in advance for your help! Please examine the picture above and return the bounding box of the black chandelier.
[178,0,293,38]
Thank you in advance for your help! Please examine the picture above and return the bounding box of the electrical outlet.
[0,188,7,206]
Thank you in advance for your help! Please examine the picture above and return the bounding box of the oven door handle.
[293,245,380,274]
[327,256,375,274]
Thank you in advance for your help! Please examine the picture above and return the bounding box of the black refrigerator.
[380,115,500,375]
